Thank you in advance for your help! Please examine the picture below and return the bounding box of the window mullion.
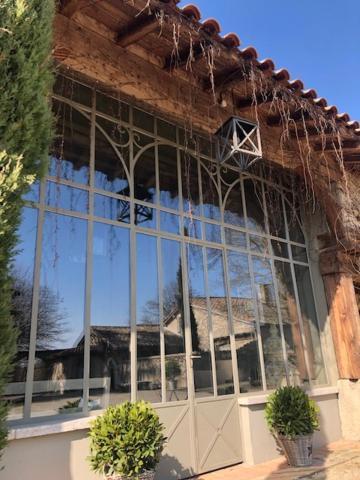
[23,178,46,419]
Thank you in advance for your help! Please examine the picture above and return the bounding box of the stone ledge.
[8,415,92,441]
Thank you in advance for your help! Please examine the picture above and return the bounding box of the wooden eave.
[56,0,360,175]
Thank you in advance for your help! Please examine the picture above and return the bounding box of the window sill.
[8,386,339,441]
[238,385,339,406]
[8,415,93,441]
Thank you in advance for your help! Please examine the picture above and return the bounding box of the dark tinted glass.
[50,100,90,184]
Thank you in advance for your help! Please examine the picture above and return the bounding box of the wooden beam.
[116,13,159,48]
[321,259,360,379]
[267,108,301,126]
[61,0,89,18]
[203,66,246,92]
[341,147,360,157]
[164,40,211,70]
[237,90,278,109]
[312,137,360,151]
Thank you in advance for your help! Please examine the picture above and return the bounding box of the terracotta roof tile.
[201,18,221,35]
[240,46,258,60]
[273,68,290,81]
[314,97,328,107]
[175,0,358,125]
[288,79,304,91]
[221,32,241,48]
[258,58,275,72]
[180,4,201,21]
[336,112,350,122]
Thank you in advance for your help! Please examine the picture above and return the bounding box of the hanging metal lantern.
[216,116,262,169]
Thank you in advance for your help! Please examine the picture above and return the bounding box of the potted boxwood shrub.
[265,386,320,467]
[88,401,166,479]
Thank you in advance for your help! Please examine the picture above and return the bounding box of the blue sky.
[178,0,360,121]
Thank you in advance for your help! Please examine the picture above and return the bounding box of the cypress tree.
[0,0,54,456]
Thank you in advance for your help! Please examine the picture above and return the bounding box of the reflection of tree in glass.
[263,323,285,389]
[11,268,68,350]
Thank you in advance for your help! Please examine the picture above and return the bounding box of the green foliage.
[0,0,54,456]
[165,358,181,380]
[265,386,320,439]
[88,401,166,479]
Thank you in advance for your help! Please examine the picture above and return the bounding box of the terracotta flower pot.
[278,433,313,467]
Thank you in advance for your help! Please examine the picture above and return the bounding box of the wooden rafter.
[203,66,245,92]
[116,13,160,48]
[267,108,311,126]
[164,40,211,70]
[341,147,360,157]
[312,137,360,151]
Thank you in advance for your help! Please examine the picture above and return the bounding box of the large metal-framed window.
[5,75,328,422]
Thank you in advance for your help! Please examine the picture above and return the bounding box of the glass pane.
[271,239,289,258]
[95,125,129,194]
[134,146,156,204]
[133,132,153,155]
[136,234,161,402]
[161,240,187,401]
[201,162,221,221]
[133,108,154,133]
[135,204,156,229]
[205,223,222,244]
[227,251,262,392]
[197,136,216,158]
[206,248,234,395]
[285,200,305,244]
[90,223,130,409]
[224,228,246,249]
[265,185,286,239]
[23,182,40,203]
[181,152,201,216]
[46,182,88,213]
[94,194,131,224]
[50,100,90,184]
[274,261,309,385]
[96,91,129,122]
[294,265,326,385]
[32,213,87,417]
[250,234,268,253]
[187,244,213,397]
[96,117,130,167]
[160,211,179,235]
[4,208,38,420]
[54,75,92,107]
[183,218,202,240]
[222,175,245,227]
[252,257,287,389]
[157,118,176,142]
[244,179,266,233]
[158,145,179,209]
[292,245,308,263]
